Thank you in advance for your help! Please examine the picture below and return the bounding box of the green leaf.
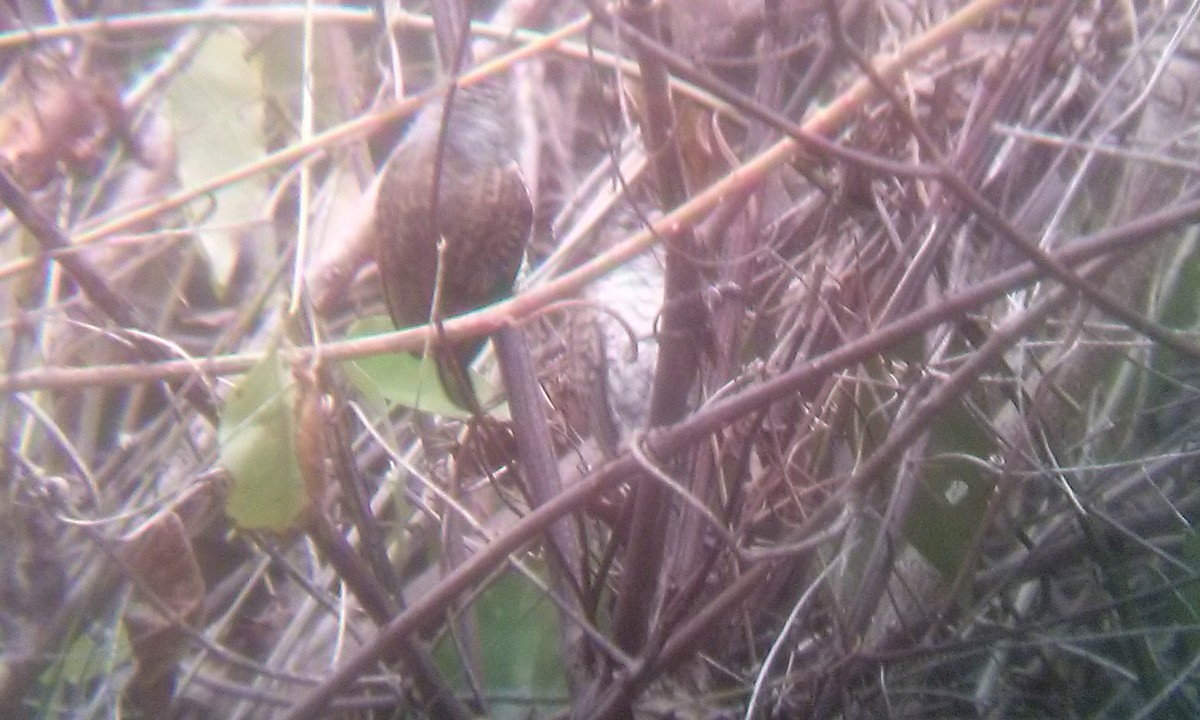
[41,622,129,688]
[342,316,509,420]
[166,28,267,296]
[218,350,306,531]
[903,400,995,578]
[436,571,568,719]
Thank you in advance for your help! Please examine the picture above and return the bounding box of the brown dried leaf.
[119,511,205,715]
[0,53,126,189]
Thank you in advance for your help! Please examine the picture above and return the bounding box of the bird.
[373,79,532,411]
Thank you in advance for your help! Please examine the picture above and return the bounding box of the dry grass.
[3,1,1200,718]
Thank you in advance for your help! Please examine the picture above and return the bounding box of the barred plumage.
[373,80,532,410]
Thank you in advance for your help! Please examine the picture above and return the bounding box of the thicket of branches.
[3,1,1200,718]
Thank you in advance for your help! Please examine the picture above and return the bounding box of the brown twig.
[606,0,706,661]
[0,163,220,422]
[275,185,1200,719]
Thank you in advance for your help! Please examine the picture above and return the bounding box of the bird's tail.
[434,342,484,414]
